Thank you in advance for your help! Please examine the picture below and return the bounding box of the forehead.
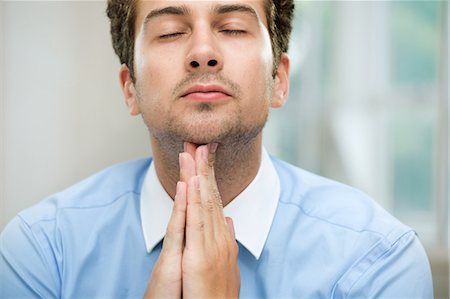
[135,0,269,29]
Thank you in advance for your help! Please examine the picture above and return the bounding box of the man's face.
[122,0,288,146]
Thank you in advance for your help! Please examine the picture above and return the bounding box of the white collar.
[140,148,280,260]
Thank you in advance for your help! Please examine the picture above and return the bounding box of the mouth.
[180,84,232,102]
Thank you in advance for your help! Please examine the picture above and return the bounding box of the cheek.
[135,58,161,91]
[243,36,273,83]
[244,55,274,100]
[134,43,178,90]
[237,61,273,120]
[134,54,175,107]
[133,62,166,125]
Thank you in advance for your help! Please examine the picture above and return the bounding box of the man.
[0,0,433,298]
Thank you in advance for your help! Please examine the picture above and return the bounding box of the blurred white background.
[264,1,449,296]
[0,1,448,297]
[0,1,150,229]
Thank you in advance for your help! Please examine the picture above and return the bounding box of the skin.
[145,144,240,298]
[118,0,290,297]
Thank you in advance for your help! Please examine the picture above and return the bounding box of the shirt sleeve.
[335,231,434,299]
[0,216,60,298]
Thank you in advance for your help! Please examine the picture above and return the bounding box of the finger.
[207,143,218,166]
[184,142,197,159]
[161,181,187,255]
[225,217,239,257]
[225,217,236,238]
[195,145,223,210]
[195,145,208,177]
[179,152,196,184]
[195,145,226,236]
[206,143,219,196]
[185,176,205,249]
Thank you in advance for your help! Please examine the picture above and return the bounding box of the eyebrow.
[213,4,258,19]
[142,3,258,30]
[142,5,191,29]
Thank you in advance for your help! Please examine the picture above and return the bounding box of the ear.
[119,64,141,116]
[271,53,290,109]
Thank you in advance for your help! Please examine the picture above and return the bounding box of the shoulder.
[269,158,432,297]
[0,158,152,297]
[271,157,407,237]
[17,158,152,228]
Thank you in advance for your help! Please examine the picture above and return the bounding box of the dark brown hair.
[106,0,294,81]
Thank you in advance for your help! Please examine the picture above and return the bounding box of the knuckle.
[206,198,215,212]
[186,219,204,231]
[215,199,223,209]
[173,204,185,214]
[207,159,215,168]
[166,225,184,236]
[189,200,203,209]
[199,166,209,177]
[211,189,222,207]
[195,220,205,231]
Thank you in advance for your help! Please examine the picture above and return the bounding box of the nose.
[185,29,223,72]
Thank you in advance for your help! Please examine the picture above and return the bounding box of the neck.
[151,134,263,207]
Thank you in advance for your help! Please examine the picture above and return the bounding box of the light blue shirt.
[1,156,433,298]
[141,148,280,259]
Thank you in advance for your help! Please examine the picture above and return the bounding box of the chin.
[157,112,267,147]
[177,131,224,145]
[172,117,235,142]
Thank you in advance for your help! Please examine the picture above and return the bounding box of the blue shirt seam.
[14,190,141,297]
[58,190,141,211]
[19,190,141,226]
[278,199,385,236]
[14,215,59,298]
[337,230,415,298]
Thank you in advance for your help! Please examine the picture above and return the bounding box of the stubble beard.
[151,103,269,187]
[138,72,271,154]
[153,102,269,158]
[136,71,273,177]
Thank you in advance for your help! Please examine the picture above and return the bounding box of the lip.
[180,84,232,102]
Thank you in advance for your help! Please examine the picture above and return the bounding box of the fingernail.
[210,143,218,154]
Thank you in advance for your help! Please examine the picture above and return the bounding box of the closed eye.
[159,32,185,39]
[221,29,246,36]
